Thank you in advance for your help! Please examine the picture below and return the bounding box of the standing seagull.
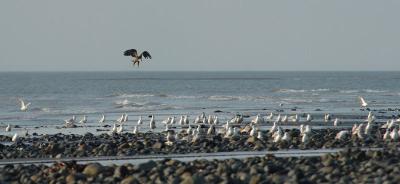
[359,96,368,108]
[19,99,31,111]
[99,114,106,123]
[123,49,152,67]
[5,124,11,132]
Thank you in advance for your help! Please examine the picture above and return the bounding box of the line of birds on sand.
[5,96,376,144]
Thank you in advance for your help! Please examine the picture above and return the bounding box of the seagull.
[270,122,278,134]
[291,114,299,123]
[333,118,340,127]
[12,133,19,143]
[179,116,185,125]
[303,125,312,135]
[123,49,152,67]
[137,116,143,125]
[366,112,375,123]
[275,114,282,122]
[359,96,368,108]
[184,115,190,124]
[64,115,76,127]
[207,115,214,124]
[193,116,201,124]
[79,115,87,124]
[281,115,288,124]
[266,112,274,120]
[19,99,31,111]
[196,125,203,134]
[207,124,215,135]
[273,129,283,143]
[133,125,139,134]
[213,116,219,125]
[257,131,264,140]
[5,124,11,132]
[306,114,313,122]
[225,127,233,138]
[324,114,331,122]
[249,125,257,137]
[123,113,128,123]
[117,114,125,124]
[117,124,123,134]
[282,132,291,142]
[99,114,106,123]
[149,115,156,130]
[111,123,117,134]
[383,128,390,140]
[364,122,372,135]
[252,114,264,125]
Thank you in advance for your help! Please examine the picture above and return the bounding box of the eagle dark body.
[123,49,152,67]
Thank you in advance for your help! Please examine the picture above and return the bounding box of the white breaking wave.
[363,89,387,93]
[339,90,359,94]
[275,89,331,93]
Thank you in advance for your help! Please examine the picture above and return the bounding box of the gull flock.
[4,95,400,144]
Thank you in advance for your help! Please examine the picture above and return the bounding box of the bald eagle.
[123,49,152,67]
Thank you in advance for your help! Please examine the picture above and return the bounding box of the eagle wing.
[124,49,138,57]
[141,51,152,59]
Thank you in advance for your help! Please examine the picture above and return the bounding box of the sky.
[0,1,399,71]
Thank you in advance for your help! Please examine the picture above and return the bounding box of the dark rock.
[137,160,157,172]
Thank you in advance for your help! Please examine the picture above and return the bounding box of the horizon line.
[1,70,400,73]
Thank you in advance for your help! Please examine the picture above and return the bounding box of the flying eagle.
[123,49,152,67]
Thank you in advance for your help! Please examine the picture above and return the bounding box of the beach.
[1,72,400,183]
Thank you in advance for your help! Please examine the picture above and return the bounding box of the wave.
[339,90,359,94]
[273,89,331,93]
[116,103,181,112]
[363,89,387,93]
[208,95,240,101]
[117,93,155,98]
[282,98,313,104]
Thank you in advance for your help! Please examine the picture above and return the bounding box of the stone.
[137,160,157,172]
[82,163,103,177]
[121,176,137,184]
[114,166,128,178]
[152,142,163,150]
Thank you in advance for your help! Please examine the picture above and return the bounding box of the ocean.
[0,71,399,127]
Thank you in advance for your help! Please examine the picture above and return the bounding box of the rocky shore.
[1,148,400,183]
[0,128,396,159]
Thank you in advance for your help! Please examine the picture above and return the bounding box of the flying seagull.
[359,96,368,107]
[19,99,31,111]
[123,49,152,67]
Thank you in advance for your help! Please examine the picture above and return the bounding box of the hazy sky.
[1,1,399,71]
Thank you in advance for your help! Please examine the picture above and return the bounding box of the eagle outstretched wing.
[124,49,138,57]
[141,51,152,59]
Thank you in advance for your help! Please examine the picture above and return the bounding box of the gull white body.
[99,114,106,123]
[137,116,143,125]
[79,115,87,124]
[5,124,11,132]
[12,133,19,142]
[359,96,368,107]
[19,99,31,111]
[149,115,156,130]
